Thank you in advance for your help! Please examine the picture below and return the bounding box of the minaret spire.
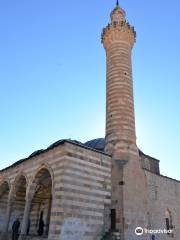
[116,0,119,7]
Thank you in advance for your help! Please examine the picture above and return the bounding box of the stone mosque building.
[0,2,180,240]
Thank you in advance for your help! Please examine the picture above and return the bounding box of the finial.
[116,0,119,7]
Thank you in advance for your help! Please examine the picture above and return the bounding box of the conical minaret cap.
[111,1,126,23]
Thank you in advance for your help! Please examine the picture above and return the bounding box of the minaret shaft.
[106,42,136,147]
[102,6,137,158]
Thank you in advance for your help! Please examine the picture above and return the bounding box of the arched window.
[165,209,174,237]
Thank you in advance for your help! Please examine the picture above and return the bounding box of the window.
[165,209,174,237]
[111,209,116,230]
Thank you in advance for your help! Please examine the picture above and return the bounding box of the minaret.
[102,1,137,159]
[102,3,148,239]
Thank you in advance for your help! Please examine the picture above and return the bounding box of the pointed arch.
[8,174,28,232]
[13,173,28,187]
[0,180,11,231]
[29,163,54,197]
[165,208,174,236]
[27,163,54,237]
[0,180,10,197]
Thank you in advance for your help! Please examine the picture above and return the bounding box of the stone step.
[0,233,47,240]
[23,236,47,240]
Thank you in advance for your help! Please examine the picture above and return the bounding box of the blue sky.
[0,0,179,180]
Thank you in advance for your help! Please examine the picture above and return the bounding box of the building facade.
[0,2,180,240]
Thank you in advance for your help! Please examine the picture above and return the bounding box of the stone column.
[19,194,33,240]
[0,191,14,240]
[47,193,57,240]
[4,199,12,233]
[44,197,52,236]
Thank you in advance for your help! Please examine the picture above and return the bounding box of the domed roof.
[47,139,82,150]
[84,138,105,151]
[28,149,44,158]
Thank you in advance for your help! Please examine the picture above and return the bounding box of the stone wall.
[145,170,180,240]
[0,141,111,240]
[140,151,160,175]
[58,142,111,240]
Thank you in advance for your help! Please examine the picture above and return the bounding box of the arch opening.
[165,209,174,237]
[0,181,10,232]
[29,168,52,238]
[9,176,27,232]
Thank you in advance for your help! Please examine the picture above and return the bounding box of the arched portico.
[20,167,53,239]
[30,168,52,237]
[9,175,27,231]
[0,181,10,232]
